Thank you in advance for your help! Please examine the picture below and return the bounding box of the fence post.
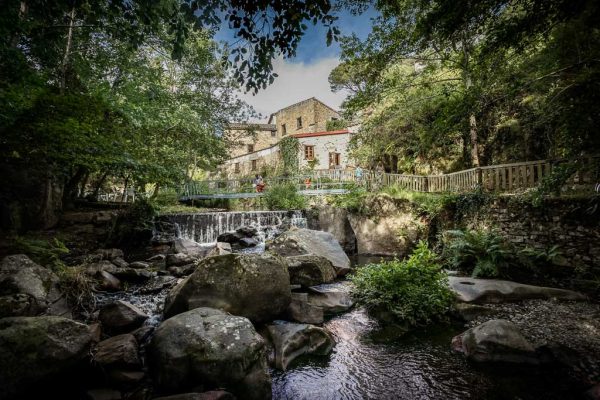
[476,167,482,190]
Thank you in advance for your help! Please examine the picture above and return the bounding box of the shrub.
[350,241,454,326]
[263,183,307,210]
[57,267,96,317]
[13,236,69,271]
[328,184,368,213]
[442,229,509,278]
[380,186,456,216]
[106,198,157,247]
[150,188,180,207]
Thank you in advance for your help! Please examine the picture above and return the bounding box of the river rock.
[111,257,129,268]
[148,308,271,399]
[94,248,125,261]
[0,254,71,318]
[0,316,92,399]
[449,276,587,304]
[112,268,154,283]
[286,255,337,287]
[86,260,118,275]
[307,282,354,314]
[286,292,324,324]
[154,391,235,400]
[167,263,197,277]
[138,275,178,294]
[166,252,196,267]
[99,300,148,334]
[267,228,351,275]
[96,270,122,292]
[170,238,211,257]
[206,242,232,257]
[163,253,291,323]
[94,333,140,368]
[452,319,539,364]
[265,321,335,370]
[129,261,149,269]
[309,206,357,254]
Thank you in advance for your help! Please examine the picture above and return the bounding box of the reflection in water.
[272,308,580,400]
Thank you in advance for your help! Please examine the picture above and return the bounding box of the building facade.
[224,123,278,158]
[219,98,355,178]
[268,97,341,137]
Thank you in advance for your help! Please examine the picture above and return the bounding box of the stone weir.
[154,210,306,244]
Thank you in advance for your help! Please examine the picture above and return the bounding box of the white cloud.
[237,57,348,122]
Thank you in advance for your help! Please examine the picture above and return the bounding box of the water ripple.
[272,308,580,400]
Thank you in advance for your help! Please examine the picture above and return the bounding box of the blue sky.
[215,7,378,120]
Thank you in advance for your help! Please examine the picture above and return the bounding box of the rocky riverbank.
[0,227,351,400]
[1,213,598,399]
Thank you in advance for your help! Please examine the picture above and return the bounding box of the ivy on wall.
[279,136,300,175]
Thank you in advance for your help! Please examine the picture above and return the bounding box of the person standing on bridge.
[255,175,265,193]
[355,165,363,185]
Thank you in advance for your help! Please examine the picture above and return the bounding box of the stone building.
[268,97,341,137]
[219,98,354,178]
[224,123,278,158]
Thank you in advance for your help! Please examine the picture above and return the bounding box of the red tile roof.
[291,129,349,138]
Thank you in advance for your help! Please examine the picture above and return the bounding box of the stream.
[113,212,582,399]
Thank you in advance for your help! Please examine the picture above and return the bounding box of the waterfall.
[154,210,306,245]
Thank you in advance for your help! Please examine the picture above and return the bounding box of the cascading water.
[154,210,307,245]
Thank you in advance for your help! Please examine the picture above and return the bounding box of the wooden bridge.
[179,158,599,201]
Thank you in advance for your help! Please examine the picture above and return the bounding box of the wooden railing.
[181,158,599,198]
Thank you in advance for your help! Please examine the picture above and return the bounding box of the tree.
[333,0,600,173]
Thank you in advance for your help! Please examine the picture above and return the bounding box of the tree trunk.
[469,114,480,167]
[60,6,76,94]
[92,171,109,200]
[63,166,86,209]
[79,171,90,198]
[151,184,160,199]
[461,33,480,167]
[10,1,28,48]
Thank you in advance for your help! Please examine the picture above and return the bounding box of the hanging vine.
[279,136,300,175]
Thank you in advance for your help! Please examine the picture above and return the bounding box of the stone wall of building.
[313,101,340,133]
[272,98,339,136]
[221,145,282,178]
[224,124,278,158]
[297,132,354,170]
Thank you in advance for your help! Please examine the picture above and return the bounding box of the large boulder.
[0,316,92,399]
[99,300,148,334]
[148,308,271,399]
[346,195,427,256]
[308,206,357,254]
[265,321,335,370]
[451,319,539,364]
[267,228,351,275]
[449,277,587,304]
[217,226,260,249]
[286,293,324,324]
[93,333,140,368]
[307,282,354,315]
[163,253,291,324]
[170,238,211,258]
[286,255,337,287]
[0,254,71,318]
